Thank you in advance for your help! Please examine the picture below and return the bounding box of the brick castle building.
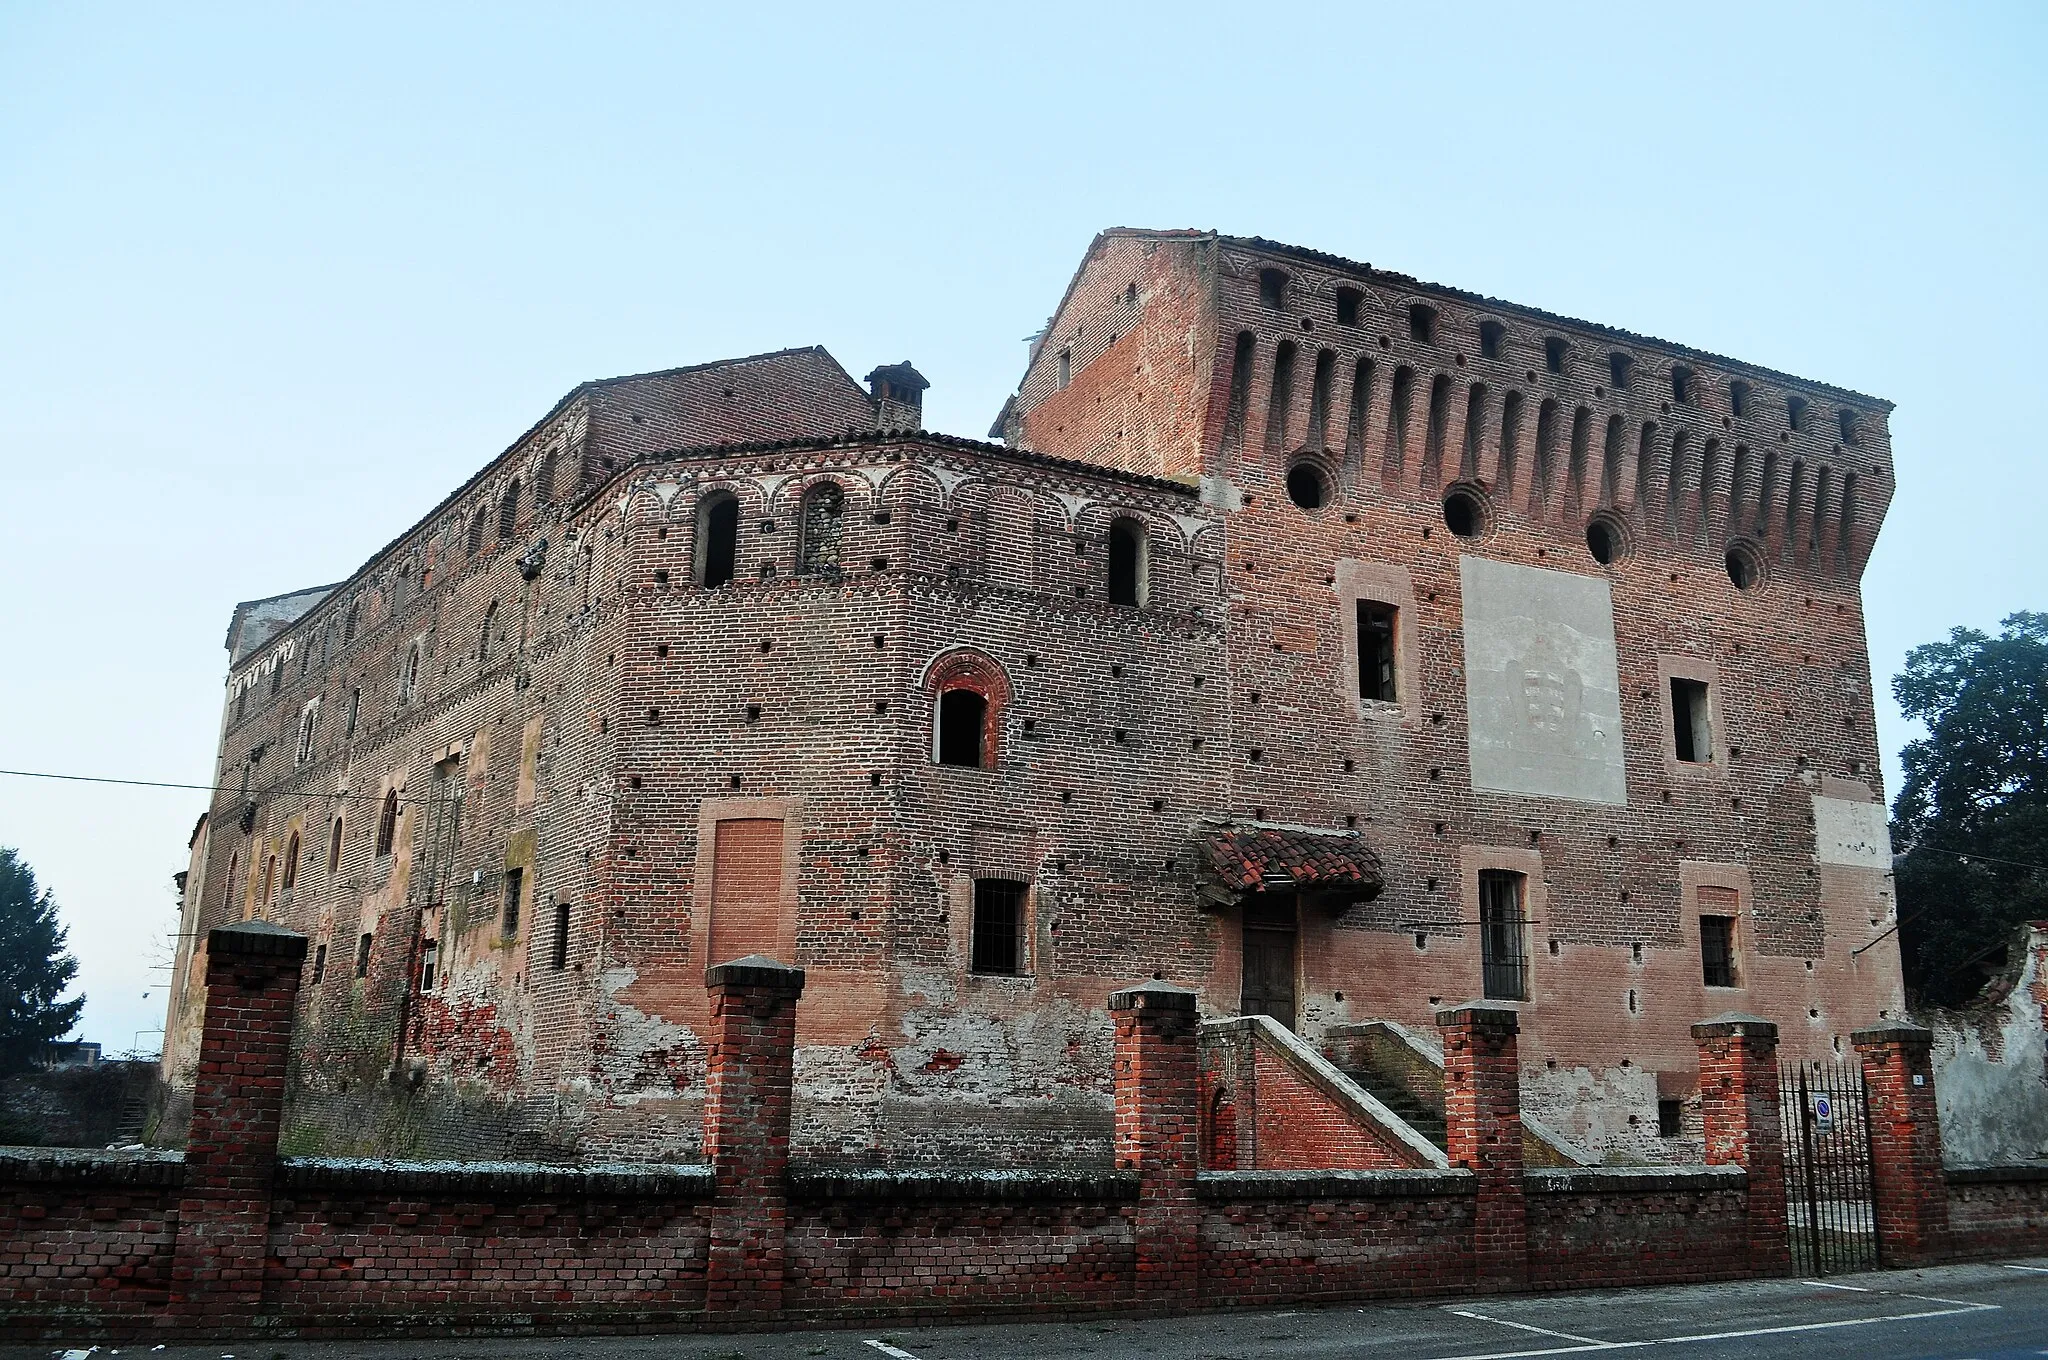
[163,229,1903,1167]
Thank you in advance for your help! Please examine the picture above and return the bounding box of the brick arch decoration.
[923,647,1013,770]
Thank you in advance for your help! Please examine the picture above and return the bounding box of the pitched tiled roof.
[1199,826,1385,903]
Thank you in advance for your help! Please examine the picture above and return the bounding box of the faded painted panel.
[1813,795,1891,868]
[1460,557,1626,806]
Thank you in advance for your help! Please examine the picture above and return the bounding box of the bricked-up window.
[1658,1098,1684,1137]
[1479,870,1529,1002]
[1335,286,1363,326]
[796,482,845,577]
[467,512,485,554]
[1479,319,1505,360]
[419,939,438,992]
[223,851,238,910]
[1357,602,1397,702]
[937,689,990,768]
[550,901,571,971]
[400,642,422,705]
[501,866,523,938]
[281,832,299,894]
[696,490,740,589]
[970,878,1028,976]
[354,931,373,979]
[535,448,558,503]
[1258,268,1289,308]
[311,942,327,983]
[1700,913,1738,987]
[1264,339,1296,454]
[498,478,520,541]
[375,789,398,857]
[1107,516,1149,606]
[327,816,343,874]
[1056,348,1071,390]
[345,600,359,642]
[1671,678,1712,763]
[270,660,283,695]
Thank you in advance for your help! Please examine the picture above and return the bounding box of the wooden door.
[1240,895,1299,1030]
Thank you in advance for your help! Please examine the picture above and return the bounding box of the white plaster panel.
[1460,556,1627,806]
[1813,795,1893,869]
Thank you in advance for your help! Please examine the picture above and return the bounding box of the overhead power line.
[0,767,440,808]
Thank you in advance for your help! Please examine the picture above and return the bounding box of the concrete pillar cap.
[207,919,309,962]
[1850,1020,1935,1048]
[1690,1012,1778,1042]
[1434,1001,1520,1032]
[704,955,806,992]
[1107,980,1198,1013]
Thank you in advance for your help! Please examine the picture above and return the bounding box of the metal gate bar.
[1780,1058,1879,1275]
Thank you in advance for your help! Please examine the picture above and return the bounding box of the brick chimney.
[866,361,929,432]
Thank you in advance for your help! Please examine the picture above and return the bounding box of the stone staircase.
[1323,1019,1594,1169]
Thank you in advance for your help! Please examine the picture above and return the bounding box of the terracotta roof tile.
[1199,826,1384,902]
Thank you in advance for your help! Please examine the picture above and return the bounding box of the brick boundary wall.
[0,922,2026,1342]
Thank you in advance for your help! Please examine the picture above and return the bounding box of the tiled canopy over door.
[707,818,790,966]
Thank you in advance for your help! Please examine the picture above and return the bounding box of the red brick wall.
[1198,1173,1475,1305]
[264,1162,712,1330]
[1525,1168,1752,1288]
[0,1151,179,1330]
[1946,1168,2048,1261]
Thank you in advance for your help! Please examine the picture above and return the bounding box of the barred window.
[971,878,1027,976]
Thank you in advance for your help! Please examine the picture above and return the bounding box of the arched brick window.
[281,831,300,894]
[1107,516,1149,607]
[535,448,558,503]
[327,816,343,874]
[375,788,398,857]
[926,649,1011,771]
[696,489,740,588]
[467,512,485,554]
[796,481,845,576]
[480,600,498,661]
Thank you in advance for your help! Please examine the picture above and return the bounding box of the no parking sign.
[1812,1091,1835,1132]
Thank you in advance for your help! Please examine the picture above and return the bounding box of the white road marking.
[1448,1309,1617,1346]
[865,1341,923,1360]
[1805,1279,1872,1291]
[1427,1301,2001,1360]
[2002,1263,2048,1273]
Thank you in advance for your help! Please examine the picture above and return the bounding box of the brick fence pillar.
[168,920,307,1327]
[1109,980,1200,1304]
[703,954,804,1318]
[1691,1013,1790,1275]
[1436,1002,1526,1292]
[1853,1021,1950,1266]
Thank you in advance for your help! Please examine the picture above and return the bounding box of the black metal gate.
[1779,1059,1880,1275]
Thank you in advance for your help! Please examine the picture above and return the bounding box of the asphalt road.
[15,1258,2048,1360]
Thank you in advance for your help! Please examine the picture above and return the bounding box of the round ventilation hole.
[1443,488,1487,539]
[1285,462,1327,511]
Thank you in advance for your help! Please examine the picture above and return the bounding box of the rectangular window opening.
[1478,870,1528,1002]
[551,901,571,970]
[354,931,373,979]
[1357,602,1397,702]
[1657,1098,1684,1138]
[970,878,1027,976]
[1335,286,1363,327]
[311,942,327,983]
[1701,913,1737,988]
[1671,677,1712,764]
[502,866,524,938]
[420,940,438,992]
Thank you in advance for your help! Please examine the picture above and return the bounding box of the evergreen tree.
[1892,612,2048,1005]
[0,847,85,1074]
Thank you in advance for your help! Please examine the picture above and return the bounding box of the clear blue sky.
[2,3,2042,1054]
